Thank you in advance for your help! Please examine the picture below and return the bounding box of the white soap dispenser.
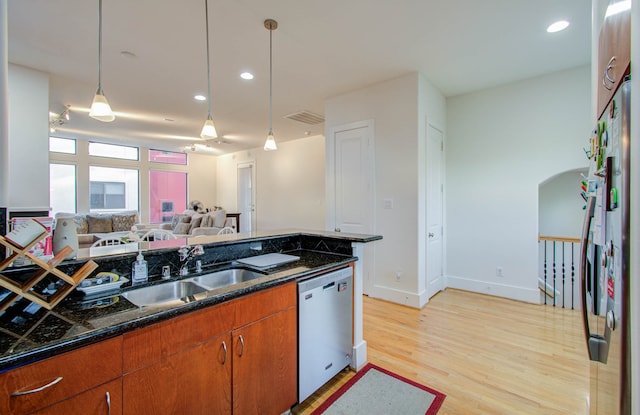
[132,251,148,285]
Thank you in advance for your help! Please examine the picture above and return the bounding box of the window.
[149,170,187,223]
[89,142,139,160]
[90,182,126,209]
[49,137,76,154]
[89,166,139,212]
[50,164,77,214]
[149,149,187,165]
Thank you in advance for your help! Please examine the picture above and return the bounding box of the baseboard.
[538,278,560,298]
[446,275,540,304]
[368,285,423,308]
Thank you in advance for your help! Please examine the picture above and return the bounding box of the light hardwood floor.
[293,288,589,415]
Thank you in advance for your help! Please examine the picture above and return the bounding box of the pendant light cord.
[204,0,212,118]
[269,25,273,134]
[97,0,103,91]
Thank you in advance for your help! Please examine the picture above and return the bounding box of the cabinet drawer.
[234,282,296,328]
[31,378,122,415]
[123,300,234,373]
[0,337,122,415]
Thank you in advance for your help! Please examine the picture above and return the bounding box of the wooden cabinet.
[0,337,122,415]
[122,301,234,415]
[122,282,297,415]
[232,307,297,414]
[123,335,231,415]
[596,0,631,118]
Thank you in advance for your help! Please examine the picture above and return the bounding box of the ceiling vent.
[284,110,325,125]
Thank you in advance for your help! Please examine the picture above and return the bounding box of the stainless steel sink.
[121,268,266,307]
[190,268,265,290]
[122,280,207,307]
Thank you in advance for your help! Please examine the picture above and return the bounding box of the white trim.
[370,284,425,309]
[446,275,540,304]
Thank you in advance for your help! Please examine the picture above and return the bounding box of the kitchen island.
[0,229,380,414]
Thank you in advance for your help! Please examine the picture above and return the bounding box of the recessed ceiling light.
[547,20,569,33]
[240,72,254,80]
[605,0,631,17]
[194,95,207,101]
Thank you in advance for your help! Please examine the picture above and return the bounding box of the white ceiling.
[8,0,591,155]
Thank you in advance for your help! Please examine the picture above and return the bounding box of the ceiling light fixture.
[194,94,207,101]
[89,0,115,122]
[546,20,569,33]
[264,19,278,151]
[49,105,71,133]
[240,72,254,80]
[200,0,218,140]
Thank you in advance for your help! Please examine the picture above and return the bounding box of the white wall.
[188,152,217,211]
[325,72,446,307]
[538,169,588,238]
[216,135,325,231]
[7,64,49,209]
[445,65,591,303]
[0,1,9,207]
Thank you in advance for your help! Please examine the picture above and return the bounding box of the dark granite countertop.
[0,230,381,372]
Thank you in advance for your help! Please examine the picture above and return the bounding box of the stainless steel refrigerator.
[580,78,631,415]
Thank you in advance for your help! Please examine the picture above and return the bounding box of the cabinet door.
[596,1,631,118]
[123,333,231,415]
[233,307,297,415]
[31,378,122,415]
[0,337,122,415]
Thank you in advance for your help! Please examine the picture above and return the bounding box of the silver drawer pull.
[106,391,111,415]
[11,376,63,396]
[238,335,245,357]
[221,341,228,365]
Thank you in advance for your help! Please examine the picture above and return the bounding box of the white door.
[334,126,372,234]
[237,162,255,233]
[331,121,374,294]
[426,123,444,299]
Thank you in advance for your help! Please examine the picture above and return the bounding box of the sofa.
[157,209,236,236]
[55,211,141,249]
[56,209,236,249]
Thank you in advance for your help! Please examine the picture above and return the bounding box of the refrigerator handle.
[579,197,595,356]
[579,196,608,363]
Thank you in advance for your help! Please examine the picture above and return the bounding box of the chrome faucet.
[178,245,204,276]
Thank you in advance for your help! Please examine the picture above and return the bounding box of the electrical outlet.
[496,267,504,278]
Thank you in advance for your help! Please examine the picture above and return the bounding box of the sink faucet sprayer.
[179,245,204,276]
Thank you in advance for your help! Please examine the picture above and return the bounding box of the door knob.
[428,232,434,238]
[335,228,341,232]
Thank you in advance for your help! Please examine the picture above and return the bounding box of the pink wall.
[149,171,187,223]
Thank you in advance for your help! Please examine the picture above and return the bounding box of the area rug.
[311,363,446,415]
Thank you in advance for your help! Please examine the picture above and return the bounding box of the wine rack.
[0,232,97,312]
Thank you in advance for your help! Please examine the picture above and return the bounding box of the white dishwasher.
[298,266,353,402]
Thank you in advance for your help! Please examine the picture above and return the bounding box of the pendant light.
[89,0,115,122]
[263,19,278,151]
[200,0,218,139]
